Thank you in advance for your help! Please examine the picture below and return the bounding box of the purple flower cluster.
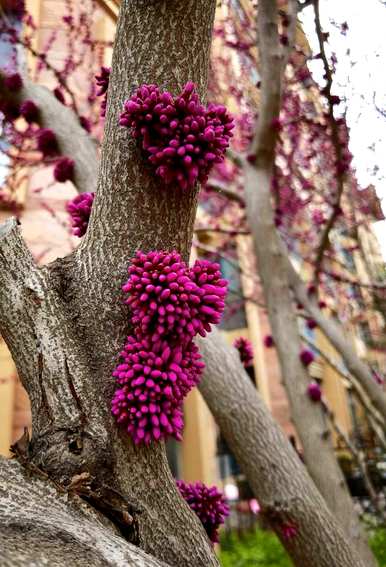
[66,192,95,237]
[233,336,254,367]
[0,72,23,122]
[307,381,322,402]
[4,72,23,92]
[300,348,314,367]
[111,337,204,444]
[176,480,229,543]
[119,82,234,190]
[20,100,39,123]
[53,157,74,183]
[112,250,228,444]
[36,128,58,156]
[95,66,110,117]
[263,334,274,348]
[281,522,298,540]
[123,251,227,346]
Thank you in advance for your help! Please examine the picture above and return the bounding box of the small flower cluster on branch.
[95,66,110,118]
[176,480,229,543]
[0,71,78,187]
[66,192,95,237]
[233,336,254,367]
[120,82,234,190]
[111,250,228,444]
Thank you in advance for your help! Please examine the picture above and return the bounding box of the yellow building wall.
[317,331,352,439]
[182,389,218,485]
[0,340,16,457]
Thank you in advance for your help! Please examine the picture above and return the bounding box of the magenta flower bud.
[95,66,110,117]
[281,522,298,540]
[176,480,229,543]
[263,335,274,348]
[4,72,23,92]
[233,337,254,367]
[53,87,65,104]
[300,348,314,367]
[66,192,94,237]
[0,100,20,121]
[53,157,74,183]
[36,128,58,156]
[306,319,317,330]
[20,99,39,123]
[307,381,322,402]
[79,115,91,132]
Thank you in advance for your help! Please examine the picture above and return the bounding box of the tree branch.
[199,330,366,567]
[20,80,98,195]
[288,262,386,423]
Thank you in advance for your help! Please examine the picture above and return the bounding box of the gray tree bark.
[243,1,376,565]
[0,457,167,567]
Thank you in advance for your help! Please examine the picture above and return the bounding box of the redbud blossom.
[53,87,65,104]
[307,381,322,402]
[66,192,94,237]
[263,335,274,348]
[111,336,204,444]
[281,522,298,540]
[123,250,228,346]
[20,100,39,123]
[234,337,254,367]
[176,480,229,543]
[4,72,23,92]
[300,349,314,367]
[306,319,317,330]
[53,157,74,183]
[95,66,110,117]
[36,128,58,156]
[120,82,234,190]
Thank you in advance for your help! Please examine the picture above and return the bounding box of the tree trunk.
[0,1,220,566]
[199,331,366,567]
[0,457,168,567]
[243,1,376,564]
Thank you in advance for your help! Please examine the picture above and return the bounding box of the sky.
[301,0,386,258]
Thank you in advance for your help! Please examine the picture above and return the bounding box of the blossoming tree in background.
[0,1,386,566]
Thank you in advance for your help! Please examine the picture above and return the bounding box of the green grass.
[370,528,386,567]
[219,527,386,567]
[219,529,293,567]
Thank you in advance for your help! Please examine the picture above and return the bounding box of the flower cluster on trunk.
[176,480,229,543]
[120,82,234,190]
[66,192,95,237]
[111,250,228,444]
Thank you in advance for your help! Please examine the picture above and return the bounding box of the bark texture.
[243,1,376,564]
[0,2,220,566]
[0,457,167,567]
[199,331,365,567]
